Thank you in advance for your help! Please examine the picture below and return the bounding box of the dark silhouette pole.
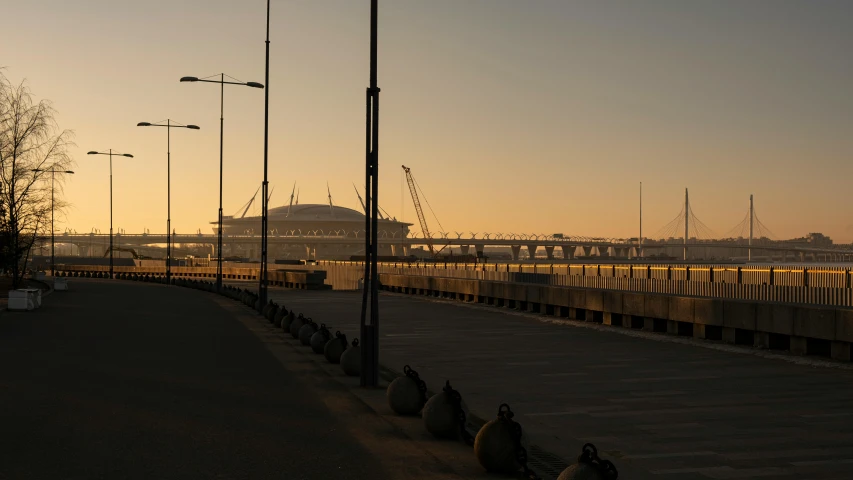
[136,120,200,283]
[180,74,263,290]
[87,150,133,278]
[360,0,380,387]
[259,0,271,309]
[31,168,74,275]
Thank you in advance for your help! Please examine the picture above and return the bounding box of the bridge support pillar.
[582,246,593,257]
[474,244,485,259]
[527,245,538,260]
[511,245,521,261]
[460,245,470,256]
[598,246,609,257]
[544,246,555,260]
[403,245,410,256]
[391,244,398,256]
[561,245,575,260]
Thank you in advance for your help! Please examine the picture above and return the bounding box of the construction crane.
[402,165,444,257]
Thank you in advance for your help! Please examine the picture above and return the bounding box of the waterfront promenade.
[266,286,853,480]
[0,280,469,480]
[5,277,853,479]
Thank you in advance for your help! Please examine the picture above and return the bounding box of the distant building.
[216,203,412,260]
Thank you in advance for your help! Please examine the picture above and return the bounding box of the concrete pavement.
[0,279,469,480]
[266,288,853,480]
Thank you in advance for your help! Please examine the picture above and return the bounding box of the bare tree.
[0,71,74,287]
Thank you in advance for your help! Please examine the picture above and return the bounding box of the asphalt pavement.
[0,279,462,480]
[267,288,853,480]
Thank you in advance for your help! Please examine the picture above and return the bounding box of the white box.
[23,288,42,308]
[8,290,35,311]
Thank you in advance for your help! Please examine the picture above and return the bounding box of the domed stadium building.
[216,203,412,260]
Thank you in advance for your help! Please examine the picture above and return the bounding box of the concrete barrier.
[379,273,853,362]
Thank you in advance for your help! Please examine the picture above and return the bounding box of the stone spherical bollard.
[273,307,287,328]
[340,338,361,376]
[298,320,318,346]
[310,324,332,354]
[387,366,427,416]
[283,310,295,331]
[556,444,618,480]
[267,304,279,323]
[254,298,261,311]
[323,331,347,364]
[557,464,604,480]
[423,381,470,440]
[289,314,306,339]
[474,404,528,475]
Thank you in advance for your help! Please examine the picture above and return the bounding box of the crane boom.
[402,165,435,256]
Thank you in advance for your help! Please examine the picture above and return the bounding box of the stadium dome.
[216,202,412,260]
[267,204,365,221]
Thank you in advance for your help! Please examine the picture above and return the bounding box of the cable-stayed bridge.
[49,189,853,262]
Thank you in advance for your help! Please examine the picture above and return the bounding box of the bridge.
[50,189,853,262]
[43,231,853,263]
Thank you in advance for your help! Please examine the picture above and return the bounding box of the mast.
[749,194,754,262]
[286,182,296,217]
[684,188,689,261]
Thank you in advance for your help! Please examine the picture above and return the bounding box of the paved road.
[268,288,853,480]
[0,280,457,480]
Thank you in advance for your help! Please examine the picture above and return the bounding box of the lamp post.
[360,0,381,387]
[180,74,264,291]
[31,168,74,275]
[259,0,272,310]
[87,150,133,278]
[137,120,200,283]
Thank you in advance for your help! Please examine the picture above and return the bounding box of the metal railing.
[306,261,853,307]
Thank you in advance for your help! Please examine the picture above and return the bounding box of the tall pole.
[361,0,380,387]
[639,181,642,259]
[749,194,754,262]
[683,187,689,261]
[51,171,55,275]
[217,74,224,290]
[259,0,271,308]
[167,119,172,282]
[109,149,114,278]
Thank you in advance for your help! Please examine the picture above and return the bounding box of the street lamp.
[259,0,272,310]
[87,150,134,278]
[180,74,264,291]
[137,120,200,283]
[360,0,381,387]
[31,168,74,275]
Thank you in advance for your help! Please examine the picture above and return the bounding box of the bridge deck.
[267,287,853,480]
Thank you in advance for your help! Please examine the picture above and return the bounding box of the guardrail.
[310,261,853,307]
[54,265,330,290]
[51,261,853,308]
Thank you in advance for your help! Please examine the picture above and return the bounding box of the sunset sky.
[4,0,852,242]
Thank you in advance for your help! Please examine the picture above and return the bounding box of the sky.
[3,0,852,242]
